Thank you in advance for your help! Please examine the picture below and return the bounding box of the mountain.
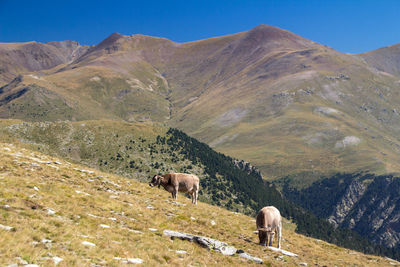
[1,132,399,265]
[0,40,90,83]
[359,43,400,78]
[1,25,400,187]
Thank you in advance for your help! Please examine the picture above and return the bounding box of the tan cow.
[256,206,282,248]
[149,173,199,204]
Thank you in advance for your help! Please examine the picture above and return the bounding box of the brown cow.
[256,206,282,248]
[149,173,199,204]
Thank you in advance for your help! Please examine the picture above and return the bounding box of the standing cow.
[149,173,199,204]
[256,206,282,248]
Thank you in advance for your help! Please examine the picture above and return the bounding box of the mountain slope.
[1,25,400,185]
[283,172,400,249]
[360,43,400,77]
[1,118,399,259]
[0,41,90,84]
[1,142,399,266]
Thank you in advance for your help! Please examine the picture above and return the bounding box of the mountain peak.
[247,24,304,43]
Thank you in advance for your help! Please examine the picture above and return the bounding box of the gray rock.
[164,230,195,241]
[164,229,262,262]
[267,246,298,257]
[127,258,143,264]
[238,252,263,264]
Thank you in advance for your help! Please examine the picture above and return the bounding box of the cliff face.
[284,174,400,248]
[328,179,368,227]
[341,177,400,248]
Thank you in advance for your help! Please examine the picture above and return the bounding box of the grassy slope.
[0,119,250,213]
[1,143,398,266]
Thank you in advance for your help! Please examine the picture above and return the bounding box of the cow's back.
[257,206,281,230]
[167,173,199,192]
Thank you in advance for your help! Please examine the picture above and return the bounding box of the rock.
[82,241,96,247]
[109,217,117,221]
[0,224,14,231]
[41,239,52,243]
[100,224,110,228]
[16,257,28,265]
[148,228,158,232]
[299,262,308,266]
[190,217,196,220]
[6,264,18,267]
[267,246,298,257]
[25,265,40,267]
[47,208,56,215]
[146,205,154,209]
[127,258,143,264]
[75,190,91,196]
[53,161,62,165]
[33,186,39,191]
[164,230,194,241]
[238,252,263,264]
[127,229,143,234]
[163,229,261,263]
[218,245,237,256]
[210,220,216,226]
[175,250,187,254]
[53,257,63,265]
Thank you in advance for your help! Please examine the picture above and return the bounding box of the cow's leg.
[194,189,198,205]
[190,191,194,204]
[277,224,282,249]
[173,186,178,200]
[269,232,274,247]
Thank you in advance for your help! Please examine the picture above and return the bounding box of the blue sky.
[0,0,399,53]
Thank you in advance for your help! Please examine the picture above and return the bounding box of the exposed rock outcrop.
[328,179,367,227]
[163,230,263,263]
[232,159,263,179]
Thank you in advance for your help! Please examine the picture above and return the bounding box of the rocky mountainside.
[283,173,400,249]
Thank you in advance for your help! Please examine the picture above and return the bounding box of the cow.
[149,173,199,204]
[256,206,282,249]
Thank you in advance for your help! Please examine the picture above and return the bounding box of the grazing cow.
[149,173,199,204]
[256,206,282,248]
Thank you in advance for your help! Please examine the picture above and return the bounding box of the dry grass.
[0,142,398,266]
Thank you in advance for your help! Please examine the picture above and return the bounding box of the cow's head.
[149,175,162,188]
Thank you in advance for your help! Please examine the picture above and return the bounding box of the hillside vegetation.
[0,119,398,260]
[1,142,399,266]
